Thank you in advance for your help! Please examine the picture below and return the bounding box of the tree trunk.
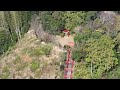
[91,61,93,77]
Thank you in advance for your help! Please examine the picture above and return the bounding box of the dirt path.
[56,35,74,47]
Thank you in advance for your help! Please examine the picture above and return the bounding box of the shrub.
[73,62,91,79]
[91,31,103,39]
[92,18,102,29]
[41,44,53,56]
[74,30,102,45]
[42,33,55,43]
[60,52,67,61]
[30,44,53,56]
[30,61,40,72]
[1,66,10,79]
[72,50,81,62]
[39,11,65,35]
[105,65,120,79]
[86,11,98,21]
[60,33,65,37]
[63,45,70,50]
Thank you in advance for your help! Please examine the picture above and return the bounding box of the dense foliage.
[39,11,65,35]
[72,11,120,79]
[73,31,119,78]
[1,11,120,79]
[0,11,32,55]
[39,11,98,34]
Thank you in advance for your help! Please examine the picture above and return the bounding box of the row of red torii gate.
[63,29,75,79]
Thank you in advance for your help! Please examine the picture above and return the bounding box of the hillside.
[0,29,67,79]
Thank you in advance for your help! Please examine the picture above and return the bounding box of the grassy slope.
[0,30,64,79]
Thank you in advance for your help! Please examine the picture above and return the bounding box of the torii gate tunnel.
[63,29,75,79]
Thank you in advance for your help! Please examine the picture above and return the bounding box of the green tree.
[74,62,91,79]
[73,30,102,62]
[0,11,32,55]
[62,11,86,30]
[39,11,65,35]
[0,27,10,54]
[73,29,118,78]
[85,35,118,78]
[86,11,98,21]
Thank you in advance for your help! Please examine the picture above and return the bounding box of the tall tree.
[62,11,86,30]
[10,11,21,40]
[39,11,65,35]
[85,35,118,78]
[0,11,32,55]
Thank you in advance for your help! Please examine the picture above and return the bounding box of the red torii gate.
[63,29,70,37]
[63,29,75,79]
[64,48,75,79]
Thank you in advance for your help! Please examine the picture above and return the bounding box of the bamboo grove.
[0,11,32,55]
